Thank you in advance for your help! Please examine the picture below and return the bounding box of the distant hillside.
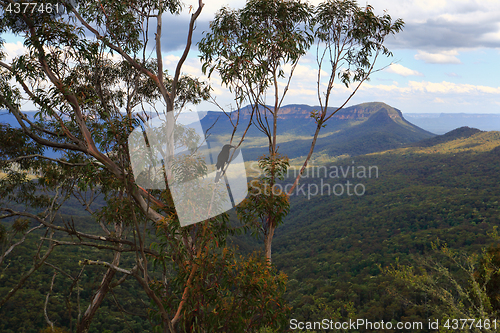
[410,126,483,148]
[405,113,500,134]
[261,127,500,325]
[201,102,435,160]
[374,130,500,156]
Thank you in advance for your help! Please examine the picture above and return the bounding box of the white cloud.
[479,29,500,46]
[286,87,317,97]
[163,54,181,67]
[195,0,246,20]
[384,63,423,77]
[408,81,500,94]
[163,54,207,79]
[414,50,462,64]
[2,41,26,63]
[346,79,500,114]
[364,0,500,51]
[361,80,500,96]
[186,0,500,53]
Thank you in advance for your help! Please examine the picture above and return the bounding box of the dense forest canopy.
[5,0,498,332]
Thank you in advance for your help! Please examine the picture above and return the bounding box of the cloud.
[384,63,423,76]
[2,41,26,62]
[151,15,210,53]
[119,0,500,54]
[349,79,500,114]
[414,50,461,64]
[197,0,246,20]
[372,0,500,51]
[363,80,500,95]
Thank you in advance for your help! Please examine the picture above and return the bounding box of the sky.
[3,0,500,114]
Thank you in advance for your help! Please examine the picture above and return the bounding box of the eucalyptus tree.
[199,0,404,263]
[0,0,289,332]
[199,0,314,263]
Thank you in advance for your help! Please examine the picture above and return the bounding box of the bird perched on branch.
[215,144,235,183]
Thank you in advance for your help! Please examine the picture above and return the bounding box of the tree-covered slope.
[408,126,483,148]
[267,131,500,325]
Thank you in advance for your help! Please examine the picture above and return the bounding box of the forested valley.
[1,0,499,331]
[2,128,500,332]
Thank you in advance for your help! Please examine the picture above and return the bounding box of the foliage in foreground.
[382,237,500,332]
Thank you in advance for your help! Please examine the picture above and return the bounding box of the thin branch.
[0,208,158,253]
[69,6,164,93]
[0,95,85,152]
[286,51,381,196]
[0,223,44,267]
[0,238,57,307]
[44,261,75,281]
[110,289,148,318]
[44,272,57,330]
[170,0,205,108]
[1,154,89,167]
[0,60,85,144]
[40,239,159,256]
[83,259,133,276]
[109,273,129,289]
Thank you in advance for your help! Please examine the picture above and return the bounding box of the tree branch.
[1,154,89,167]
[0,237,57,308]
[0,208,159,254]
[170,0,204,107]
[0,223,44,267]
[44,272,57,330]
[0,95,86,152]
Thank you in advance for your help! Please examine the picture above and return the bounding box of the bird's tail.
[214,170,222,183]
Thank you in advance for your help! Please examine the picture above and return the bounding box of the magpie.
[214,144,235,183]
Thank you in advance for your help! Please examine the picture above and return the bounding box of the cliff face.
[203,102,408,123]
[199,102,435,160]
[333,102,406,121]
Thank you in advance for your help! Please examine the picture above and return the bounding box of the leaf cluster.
[199,0,313,98]
[237,154,291,237]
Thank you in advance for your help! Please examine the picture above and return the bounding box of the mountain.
[2,103,435,162]
[3,103,500,329]
[201,102,435,160]
[298,104,435,158]
[404,113,500,134]
[409,126,483,148]
[201,102,428,135]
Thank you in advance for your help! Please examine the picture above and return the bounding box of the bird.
[214,144,235,183]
